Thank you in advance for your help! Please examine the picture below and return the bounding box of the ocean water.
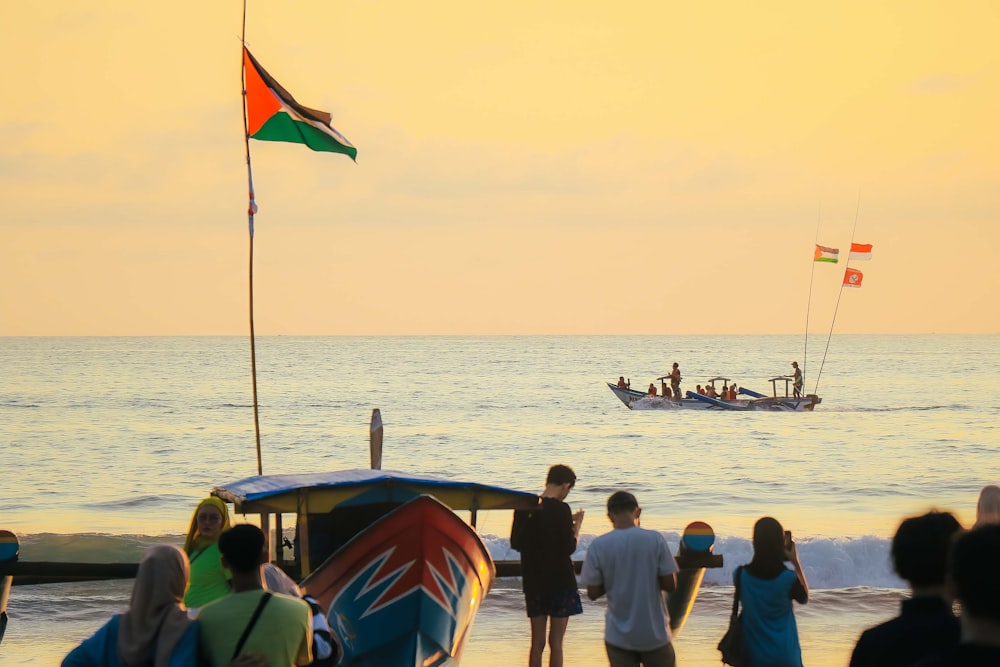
[1,335,997,666]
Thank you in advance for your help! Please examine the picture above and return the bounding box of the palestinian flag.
[243,47,357,160]
[814,245,839,263]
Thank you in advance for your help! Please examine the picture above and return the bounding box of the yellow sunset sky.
[1,1,997,335]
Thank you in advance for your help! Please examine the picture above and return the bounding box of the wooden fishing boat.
[607,377,743,410]
[609,375,820,412]
[211,469,539,667]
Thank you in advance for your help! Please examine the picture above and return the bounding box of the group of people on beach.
[512,466,1000,667]
[60,479,1000,667]
[62,498,337,667]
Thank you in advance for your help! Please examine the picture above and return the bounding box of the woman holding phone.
[736,517,809,667]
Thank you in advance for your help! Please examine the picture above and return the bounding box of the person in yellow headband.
[182,497,233,611]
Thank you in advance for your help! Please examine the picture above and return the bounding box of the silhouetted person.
[850,511,962,667]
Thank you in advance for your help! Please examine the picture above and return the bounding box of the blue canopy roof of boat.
[212,469,540,515]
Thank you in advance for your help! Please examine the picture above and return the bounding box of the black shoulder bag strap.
[730,566,742,620]
[231,592,273,660]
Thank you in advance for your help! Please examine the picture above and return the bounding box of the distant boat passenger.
[727,385,738,400]
[663,387,673,399]
[705,385,719,399]
[789,362,803,398]
[647,383,657,397]
[696,385,705,395]
[617,376,628,389]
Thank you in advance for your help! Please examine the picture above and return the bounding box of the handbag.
[717,566,745,666]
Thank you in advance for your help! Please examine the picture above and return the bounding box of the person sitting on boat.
[647,383,657,397]
[705,385,719,399]
[183,497,233,612]
[617,376,629,389]
[663,387,673,399]
[696,384,705,395]
[789,362,803,398]
[668,363,682,399]
[727,384,738,400]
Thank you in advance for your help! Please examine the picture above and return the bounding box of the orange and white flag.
[843,268,864,288]
[849,243,873,261]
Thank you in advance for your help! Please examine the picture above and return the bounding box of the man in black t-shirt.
[510,464,584,667]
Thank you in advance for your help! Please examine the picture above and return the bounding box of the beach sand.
[464,582,902,667]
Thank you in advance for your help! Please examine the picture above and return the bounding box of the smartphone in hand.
[783,530,794,560]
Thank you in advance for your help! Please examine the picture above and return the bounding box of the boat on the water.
[211,469,538,667]
[608,376,741,410]
[608,376,820,411]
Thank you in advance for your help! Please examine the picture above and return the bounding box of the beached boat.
[211,469,538,667]
[609,376,821,411]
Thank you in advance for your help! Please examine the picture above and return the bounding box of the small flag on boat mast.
[814,245,839,263]
[243,47,357,159]
[849,243,873,261]
[843,268,863,288]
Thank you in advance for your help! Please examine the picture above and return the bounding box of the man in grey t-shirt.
[579,491,679,667]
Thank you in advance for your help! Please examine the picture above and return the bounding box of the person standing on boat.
[668,363,682,400]
[579,491,679,667]
[789,362,803,398]
[183,497,233,612]
[509,464,584,667]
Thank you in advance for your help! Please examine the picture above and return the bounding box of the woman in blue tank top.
[738,517,809,667]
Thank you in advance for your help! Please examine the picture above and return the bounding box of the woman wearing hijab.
[736,517,809,667]
[263,563,341,667]
[183,497,233,610]
[975,484,1000,527]
[62,544,198,667]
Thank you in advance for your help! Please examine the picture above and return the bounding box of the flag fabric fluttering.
[814,245,840,263]
[849,243,873,261]
[243,47,357,160]
[843,268,863,288]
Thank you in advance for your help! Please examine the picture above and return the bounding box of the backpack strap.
[231,592,273,660]
[730,566,742,620]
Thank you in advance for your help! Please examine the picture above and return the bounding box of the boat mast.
[813,192,861,394]
[802,203,821,390]
[242,0,263,475]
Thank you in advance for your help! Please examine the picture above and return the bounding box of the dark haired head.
[218,524,266,573]
[892,511,962,586]
[546,464,576,487]
[948,524,1000,620]
[607,491,638,515]
[749,516,786,576]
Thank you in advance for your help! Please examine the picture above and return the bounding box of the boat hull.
[301,495,493,667]
[607,383,820,411]
[607,383,744,410]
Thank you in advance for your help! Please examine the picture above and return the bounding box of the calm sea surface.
[1,335,997,665]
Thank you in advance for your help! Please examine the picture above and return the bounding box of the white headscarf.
[263,562,302,597]
[118,544,192,667]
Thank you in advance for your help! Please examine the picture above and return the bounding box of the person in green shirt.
[183,497,233,610]
[198,524,312,667]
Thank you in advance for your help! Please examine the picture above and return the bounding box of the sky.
[1,1,998,335]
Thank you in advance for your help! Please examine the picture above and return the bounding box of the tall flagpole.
[803,203,821,389]
[814,192,861,394]
[241,0,263,475]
